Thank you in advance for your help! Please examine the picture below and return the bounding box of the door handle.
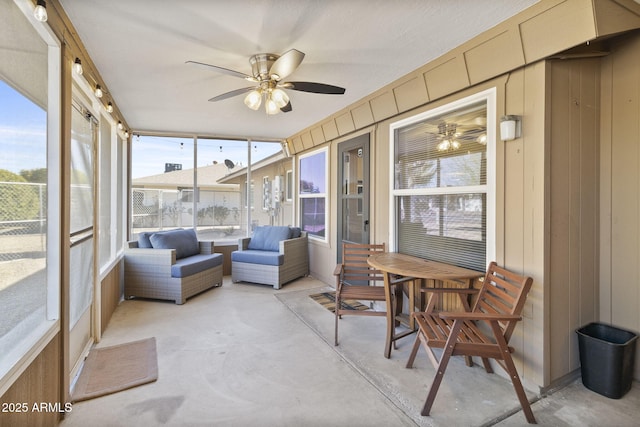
[364,220,369,231]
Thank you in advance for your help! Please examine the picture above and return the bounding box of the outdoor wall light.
[500,115,522,141]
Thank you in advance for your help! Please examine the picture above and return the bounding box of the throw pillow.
[150,228,199,259]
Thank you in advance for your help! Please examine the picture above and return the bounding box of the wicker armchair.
[231,226,309,289]
[124,229,223,304]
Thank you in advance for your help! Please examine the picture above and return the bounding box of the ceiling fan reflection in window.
[186,49,345,115]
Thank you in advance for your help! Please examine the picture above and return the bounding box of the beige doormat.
[71,337,158,402]
[309,291,369,312]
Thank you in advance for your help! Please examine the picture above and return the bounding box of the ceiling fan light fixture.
[437,139,461,152]
[244,90,262,110]
[265,95,279,115]
[271,88,289,109]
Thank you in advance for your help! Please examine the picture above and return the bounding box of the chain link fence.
[0,181,47,263]
[131,187,244,240]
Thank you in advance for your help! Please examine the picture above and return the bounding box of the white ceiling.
[59,0,538,141]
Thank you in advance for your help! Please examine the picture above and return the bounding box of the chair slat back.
[341,242,386,285]
[473,261,533,341]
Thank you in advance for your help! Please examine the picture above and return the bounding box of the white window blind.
[392,99,490,272]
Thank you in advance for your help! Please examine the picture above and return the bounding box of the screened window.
[391,90,495,271]
[130,136,280,242]
[0,0,60,388]
[299,148,327,240]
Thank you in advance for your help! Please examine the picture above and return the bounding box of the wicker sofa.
[124,228,223,304]
[231,226,309,289]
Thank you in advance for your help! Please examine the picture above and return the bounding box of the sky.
[0,80,47,175]
[1,79,281,179]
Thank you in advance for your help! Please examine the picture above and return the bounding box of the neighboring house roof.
[132,163,239,190]
[218,152,287,183]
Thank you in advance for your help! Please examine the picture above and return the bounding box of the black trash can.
[576,322,638,399]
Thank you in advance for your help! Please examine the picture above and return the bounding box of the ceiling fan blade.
[269,49,305,81]
[186,60,255,81]
[280,101,293,113]
[282,81,345,95]
[208,87,256,102]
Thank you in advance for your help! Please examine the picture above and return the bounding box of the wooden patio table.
[367,252,483,359]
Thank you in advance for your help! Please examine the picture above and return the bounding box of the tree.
[0,169,41,221]
[213,205,230,226]
[20,168,47,183]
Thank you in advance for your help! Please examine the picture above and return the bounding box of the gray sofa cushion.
[150,228,199,259]
[247,226,291,251]
[289,227,302,238]
[171,253,223,278]
[137,231,155,248]
[231,249,284,266]
[138,228,183,248]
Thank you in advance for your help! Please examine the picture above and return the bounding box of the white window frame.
[298,146,329,242]
[285,170,293,202]
[388,88,497,265]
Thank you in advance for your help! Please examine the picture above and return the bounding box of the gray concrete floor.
[60,276,640,427]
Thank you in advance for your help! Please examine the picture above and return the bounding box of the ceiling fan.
[186,49,345,115]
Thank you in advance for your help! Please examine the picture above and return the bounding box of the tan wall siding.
[0,335,61,427]
[504,63,548,389]
[548,58,601,383]
[600,33,640,378]
[223,158,295,229]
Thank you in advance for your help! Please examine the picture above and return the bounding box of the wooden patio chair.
[406,261,536,424]
[333,242,411,347]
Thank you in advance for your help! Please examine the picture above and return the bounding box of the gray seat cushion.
[171,253,223,278]
[231,250,284,266]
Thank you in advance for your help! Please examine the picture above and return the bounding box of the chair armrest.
[199,240,215,254]
[238,237,251,250]
[333,264,343,277]
[279,234,308,255]
[124,247,177,277]
[438,311,522,322]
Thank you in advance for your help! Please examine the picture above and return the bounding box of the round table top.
[367,252,483,281]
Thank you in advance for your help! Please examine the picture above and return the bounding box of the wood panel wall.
[600,32,640,377]
[100,261,122,335]
[0,335,61,427]
[548,57,601,383]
